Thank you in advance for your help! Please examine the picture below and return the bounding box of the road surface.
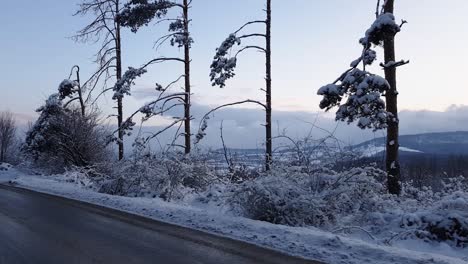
[0,184,320,264]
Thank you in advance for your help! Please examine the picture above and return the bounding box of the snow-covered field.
[1,163,466,264]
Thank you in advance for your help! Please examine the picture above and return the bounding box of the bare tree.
[0,111,17,163]
[207,0,273,170]
[316,0,407,194]
[117,0,193,154]
[74,0,125,160]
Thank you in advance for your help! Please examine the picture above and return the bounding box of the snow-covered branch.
[195,99,266,144]
[318,6,408,131]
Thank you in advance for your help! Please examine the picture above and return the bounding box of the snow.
[113,67,147,99]
[317,84,341,96]
[357,145,423,157]
[1,166,466,264]
[360,13,400,47]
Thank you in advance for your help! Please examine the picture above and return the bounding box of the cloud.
[131,103,468,150]
[399,105,468,134]
[14,102,468,152]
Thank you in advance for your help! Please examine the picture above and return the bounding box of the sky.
[1,0,468,148]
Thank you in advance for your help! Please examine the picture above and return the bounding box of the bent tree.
[59,65,85,117]
[74,0,126,160]
[317,0,407,195]
[117,0,193,154]
[202,0,273,170]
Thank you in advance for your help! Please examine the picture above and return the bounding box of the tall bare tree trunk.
[116,0,124,160]
[183,0,191,154]
[384,0,401,195]
[265,0,272,170]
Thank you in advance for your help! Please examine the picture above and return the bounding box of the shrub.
[23,103,110,171]
[230,166,386,228]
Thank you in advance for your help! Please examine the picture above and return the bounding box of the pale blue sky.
[1,0,468,126]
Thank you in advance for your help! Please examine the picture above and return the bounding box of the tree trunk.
[0,146,4,162]
[115,0,124,160]
[383,0,401,195]
[183,0,191,154]
[265,0,272,171]
[75,67,86,117]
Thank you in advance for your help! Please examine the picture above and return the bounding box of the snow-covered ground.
[1,164,466,264]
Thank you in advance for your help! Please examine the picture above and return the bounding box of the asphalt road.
[0,184,320,264]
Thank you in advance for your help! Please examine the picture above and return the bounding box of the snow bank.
[1,166,467,264]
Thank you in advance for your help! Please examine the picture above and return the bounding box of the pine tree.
[317,0,407,194]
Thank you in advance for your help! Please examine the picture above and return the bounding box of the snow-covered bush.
[104,152,217,201]
[23,104,111,172]
[401,191,468,247]
[55,168,96,189]
[227,164,261,184]
[230,166,386,228]
[0,162,13,171]
[387,177,468,247]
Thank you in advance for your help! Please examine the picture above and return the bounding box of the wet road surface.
[0,184,320,264]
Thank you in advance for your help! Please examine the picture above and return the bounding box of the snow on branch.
[112,67,147,99]
[110,73,187,144]
[209,18,267,88]
[168,19,193,48]
[318,69,390,130]
[117,0,175,33]
[360,13,400,48]
[58,79,80,100]
[317,6,408,131]
[210,34,241,87]
[380,59,410,69]
[195,99,266,144]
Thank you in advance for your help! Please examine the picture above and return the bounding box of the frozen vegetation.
[1,1,466,263]
[1,157,467,264]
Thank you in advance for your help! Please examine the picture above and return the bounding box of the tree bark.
[265,0,272,170]
[115,0,124,160]
[383,0,401,195]
[75,67,86,117]
[183,0,191,154]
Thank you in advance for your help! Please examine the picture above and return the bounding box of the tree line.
[11,0,407,195]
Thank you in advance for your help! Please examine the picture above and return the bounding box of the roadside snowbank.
[1,166,466,264]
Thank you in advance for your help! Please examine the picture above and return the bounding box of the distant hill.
[351,131,468,157]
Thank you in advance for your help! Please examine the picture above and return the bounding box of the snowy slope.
[352,131,468,157]
[1,166,466,264]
